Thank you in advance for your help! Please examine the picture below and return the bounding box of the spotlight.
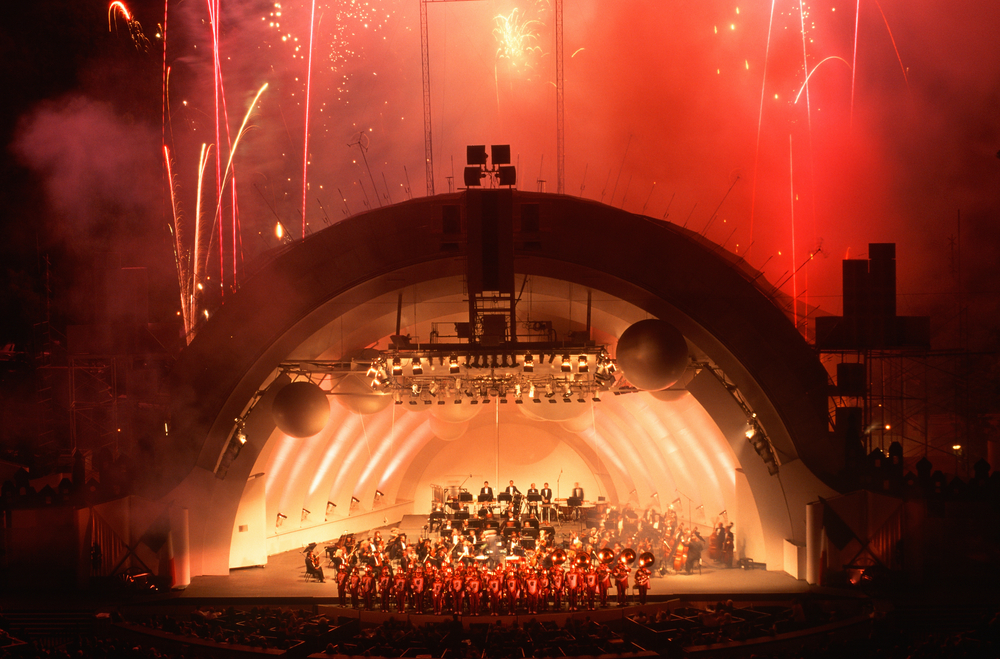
[276,512,287,527]
[449,355,460,374]
[237,431,247,445]
[561,355,572,372]
[366,361,379,378]
[412,357,423,375]
[523,353,534,372]
[392,357,402,376]
[528,384,536,399]
[578,355,589,373]
[428,382,439,396]
[301,508,311,521]
[545,384,555,398]
[351,496,360,504]
[375,490,384,498]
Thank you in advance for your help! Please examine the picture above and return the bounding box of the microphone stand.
[556,470,563,499]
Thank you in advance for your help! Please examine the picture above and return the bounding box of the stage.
[177,516,813,604]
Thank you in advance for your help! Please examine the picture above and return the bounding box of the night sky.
[2,0,998,350]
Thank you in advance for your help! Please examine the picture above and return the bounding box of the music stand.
[459,491,474,503]
[478,494,493,503]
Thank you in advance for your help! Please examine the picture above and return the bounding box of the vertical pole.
[420,0,435,196]
[555,0,565,194]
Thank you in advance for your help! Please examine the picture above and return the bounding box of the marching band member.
[613,561,630,606]
[584,564,599,611]
[378,564,393,612]
[467,568,483,616]
[635,561,651,605]
[487,569,503,616]
[391,565,408,613]
[565,562,581,612]
[550,563,565,611]
[504,566,521,614]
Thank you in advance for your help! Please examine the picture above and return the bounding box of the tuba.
[618,548,637,566]
[550,548,567,566]
[575,551,592,568]
[638,551,655,568]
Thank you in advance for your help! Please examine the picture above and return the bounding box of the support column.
[806,500,823,585]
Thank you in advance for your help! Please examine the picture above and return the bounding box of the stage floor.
[179,547,810,601]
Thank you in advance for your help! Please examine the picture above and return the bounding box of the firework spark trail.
[193,142,213,323]
[163,145,191,335]
[789,133,797,331]
[794,56,852,103]
[749,0,777,257]
[851,0,860,127]
[303,0,318,240]
[873,0,909,86]
[204,84,270,277]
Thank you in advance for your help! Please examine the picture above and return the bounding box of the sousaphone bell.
[638,551,655,568]
[575,550,592,567]
[618,548,637,566]
[550,548,567,566]
[597,547,616,564]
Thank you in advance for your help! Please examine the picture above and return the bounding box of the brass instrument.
[638,551,655,568]
[550,548,567,566]
[618,548,637,565]
[575,550,591,567]
[597,547,616,564]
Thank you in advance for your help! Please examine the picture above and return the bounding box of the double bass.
[673,531,690,572]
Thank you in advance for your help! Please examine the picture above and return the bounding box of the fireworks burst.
[493,8,542,69]
[108,1,150,52]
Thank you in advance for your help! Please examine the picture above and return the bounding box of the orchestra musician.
[540,482,553,523]
[505,480,521,496]
[305,549,325,582]
[526,483,540,517]
[480,481,495,499]
[571,482,585,521]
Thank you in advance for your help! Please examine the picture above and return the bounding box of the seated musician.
[305,549,325,582]
[525,511,541,532]
[540,482,553,523]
